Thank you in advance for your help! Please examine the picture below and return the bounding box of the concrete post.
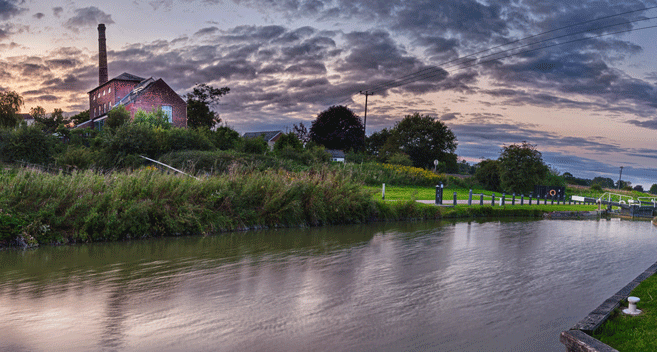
[480,194,483,206]
[492,193,495,206]
[468,189,472,206]
[521,195,524,205]
[382,183,385,200]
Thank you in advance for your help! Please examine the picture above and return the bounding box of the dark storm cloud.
[194,26,218,36]
[52,7,63,17]
[36,94,59,102]
[33,13,45,20]
[64,7,114,32]
[0,0,25,21]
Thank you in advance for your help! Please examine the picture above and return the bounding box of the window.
[97,93,100,99]
[94,119,104,131]
[108,87,111,94]
[162,105,173,123]
[103,90,106,96]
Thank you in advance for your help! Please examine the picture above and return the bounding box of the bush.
[100,123,158,167]
[55,146,98,169]
[156,128,214,153]
[0,125,57,164]
[203,126,240,150]
[591,184,603,192]
[240,136,269,154]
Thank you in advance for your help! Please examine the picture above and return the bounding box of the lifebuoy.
[549,189,556,196]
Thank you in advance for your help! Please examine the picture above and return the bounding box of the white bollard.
[623,296,642,315]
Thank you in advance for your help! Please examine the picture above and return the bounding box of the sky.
[2,0,657,188]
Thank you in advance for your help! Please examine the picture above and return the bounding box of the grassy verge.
[592,273,657,351]
[0,167,597,248]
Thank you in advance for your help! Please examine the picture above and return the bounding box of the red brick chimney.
[98,24,108,85]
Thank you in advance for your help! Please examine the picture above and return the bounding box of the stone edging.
[543,210,603,219]
[560,261,657,352]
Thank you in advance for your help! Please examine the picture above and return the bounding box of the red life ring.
[549,189,556,196]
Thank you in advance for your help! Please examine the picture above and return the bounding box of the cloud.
[64,7,114,32]
[0,0,26,21]
[52,7,63,18]
[33,12,45,20]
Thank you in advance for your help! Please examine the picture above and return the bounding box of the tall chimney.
[98,24,108,85]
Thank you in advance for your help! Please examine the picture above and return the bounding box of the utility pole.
[360,91,373,142]
[618,166,624,190]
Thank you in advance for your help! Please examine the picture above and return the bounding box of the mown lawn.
[593,273,657,351]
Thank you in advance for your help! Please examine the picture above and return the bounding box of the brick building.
[79,24,186,129]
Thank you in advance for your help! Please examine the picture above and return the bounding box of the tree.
[366,128,393,157]
[309,105,364,151]
[633,185,644,192]
[105,105,131,129]
[393,113,458,170]
[185,83,230,129]
[70,110,90,126]
[133,107,171,129]
[0,91,24,128]
[649,184,657,194]
[292,123,310,144]
[474,159,501,191]
[274,132,302,152]
[497,142,548,194]
[33,107,69,133]
[591,177,615,189]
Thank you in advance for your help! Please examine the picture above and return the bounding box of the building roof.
[88,72,146,93]
[242,131,283,142]
[327,149,345,158]
[114,77,157,108]
[113,72,145,81]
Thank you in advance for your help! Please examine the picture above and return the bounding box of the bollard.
[551,196,554,205]
[382,183,385,200]
[492,193,495,206]
[501,193,505,206]
[512,193,516,206]
[544,197,548,205]
[623,296,642,315]
[468,189,473,206]
[521,195,524,205]
[529,196,532,205]
[480,194,484,206]
[453,192,457,206]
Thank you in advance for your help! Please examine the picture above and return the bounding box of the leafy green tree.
[105,105,131,129]
[133,107,171,129]
[292,123,310,144]
[0,91,24,128]
[591,177,615,189]
[633,185,644,192]
[497,142,548,194]
[70,110,90,126]
[185,84,230,129]
[649,184,657,194]
[393,113,458,171]
[474,159,501,191]
[201,126,240,150]
[310,105,364,151]
[33,107,69,133]
[274,132,303,152]
[239,136,268,154]
[366,128,393,157]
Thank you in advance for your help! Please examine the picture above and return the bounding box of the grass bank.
[0,167,584,248]
[592,273,657,351]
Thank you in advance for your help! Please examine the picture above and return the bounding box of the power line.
[369,15,657,94]
[334,6,657,104]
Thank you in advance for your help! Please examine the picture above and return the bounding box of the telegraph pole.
[360,91,373,142]
[618,166,624,190]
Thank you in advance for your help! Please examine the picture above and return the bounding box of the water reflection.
[1,219,656,351]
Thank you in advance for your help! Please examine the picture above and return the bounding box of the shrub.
[591,184,603,192]
[202,126,240,150]
[239,136,269,154]
[55,146,98,169]
[0,125,57,164]
[156,127,214,153]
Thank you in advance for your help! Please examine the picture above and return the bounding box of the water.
[1,219,656,352]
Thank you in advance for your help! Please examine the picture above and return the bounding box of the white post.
[382,183,386,200]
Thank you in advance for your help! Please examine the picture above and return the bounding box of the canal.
[1,219,656,351]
